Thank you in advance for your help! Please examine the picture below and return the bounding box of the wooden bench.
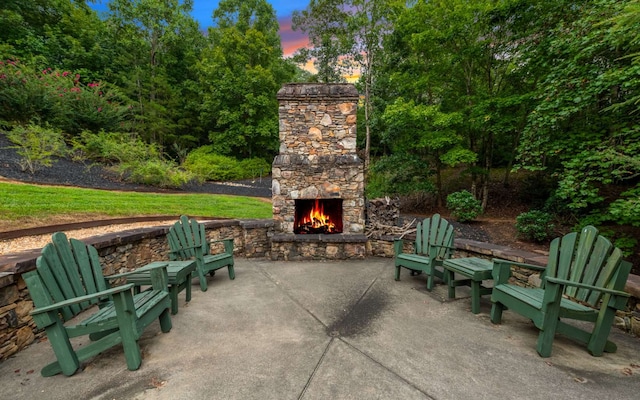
[394,214,454,291]
[123,260,196,315]
[443,257,493,314]
[168,215,235,292]
[23,232,172,376]
[491,225,632,357]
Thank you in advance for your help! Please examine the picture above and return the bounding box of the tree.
[381,98,475,204]
[292,0,351,84]
[292,0,401,174]
[106,0,203,146]
[198,0,294,160]
[373,0,546,208]
[0,0,112,77]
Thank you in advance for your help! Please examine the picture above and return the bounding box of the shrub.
[515,210,556,242]
[0,60,130,134]
[183,146,238,181]
[235,157,270,180]
[116,159,192,189]
[446,190,483,222]
[73,130,160,164]
[5,124,67,174]
[183,146,270,181]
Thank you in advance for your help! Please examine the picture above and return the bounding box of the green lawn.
[0,181,272,223]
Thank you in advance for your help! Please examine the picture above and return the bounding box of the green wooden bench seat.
[167,215,235,292]
[490,225,632,357]
[23,232,172,377]
[394,214,454,291]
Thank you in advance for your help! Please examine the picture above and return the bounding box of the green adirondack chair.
[490,225,631,357]
[22,232,172,377]
[167,215,235,292]
[394,214,455,290]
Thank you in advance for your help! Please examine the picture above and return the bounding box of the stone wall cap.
[239,219,275,229]
[277,83,359,100]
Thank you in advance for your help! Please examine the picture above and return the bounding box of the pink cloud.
[279,16,309,57]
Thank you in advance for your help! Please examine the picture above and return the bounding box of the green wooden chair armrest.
[545,277,630,298]
[105,263,169,280]
[30,284,135,316]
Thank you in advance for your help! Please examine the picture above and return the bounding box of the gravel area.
[0,220,179,254]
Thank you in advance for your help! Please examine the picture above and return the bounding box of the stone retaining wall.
[1,219,638,361]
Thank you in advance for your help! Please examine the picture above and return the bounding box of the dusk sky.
[90,0,310,56]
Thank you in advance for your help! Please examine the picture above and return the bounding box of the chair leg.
[470,280,481,314]
[159,308,172,333]
[426,266,434,291]
[394,265,401,281]
[197,269,208,292]
[228,264,235,280]
[490,302,504,324]
[170,285,179,315]
[587,306,618,356]
[185,273,192,302]
[44,319,80,377]
[536,308,561,357]
[446,270,456,299]
[112,291,143,371]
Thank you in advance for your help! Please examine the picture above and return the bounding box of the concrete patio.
[1,258,639,400]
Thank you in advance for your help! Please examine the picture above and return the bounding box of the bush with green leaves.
[515,210,556,242]
[446,190,483,222]
[73,130,160,165]
[5,124,67,174]
[116,159,192,189]
[183,145,270,182]
[0,60,130,134]
[72,130,192,189]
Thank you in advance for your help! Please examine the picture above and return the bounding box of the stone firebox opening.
[294,199,343,234]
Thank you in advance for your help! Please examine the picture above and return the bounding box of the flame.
[299,199,336,232]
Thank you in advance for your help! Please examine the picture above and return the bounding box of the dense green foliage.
[0,0,297,186]
[1,0,640,250]
[292,0,640,244]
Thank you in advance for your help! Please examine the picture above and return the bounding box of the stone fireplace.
[271,83,367,260]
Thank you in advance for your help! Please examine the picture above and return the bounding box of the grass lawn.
[0,181,272,229]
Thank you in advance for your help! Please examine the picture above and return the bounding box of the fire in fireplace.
[294,199,343,234]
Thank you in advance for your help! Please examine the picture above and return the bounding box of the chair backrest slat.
[168,215,208,259]
[413,214,454,260]
[31,232,106,321]
[415,221,423,254]
[544,226,628,308]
